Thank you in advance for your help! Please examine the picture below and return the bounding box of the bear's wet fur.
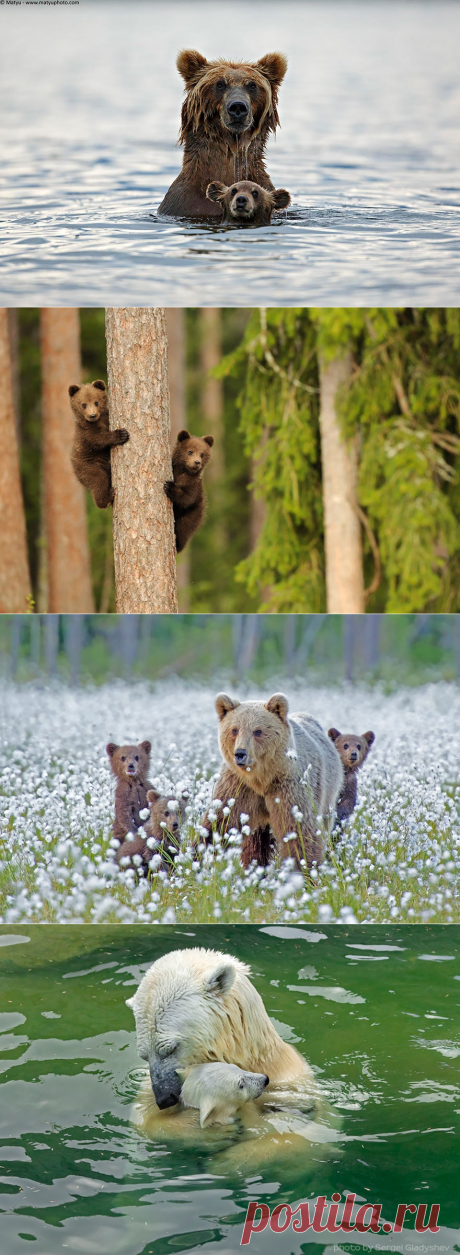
[158,51,287,218]
[327,728,375,823]
[114,789,185,876]
[69,380,129,509]
[164,429,214,552]
[203,693,343,868]
[106,740,153,852]
[206,179,290,225]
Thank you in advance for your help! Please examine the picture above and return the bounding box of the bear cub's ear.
[68,385,80,397]
[139,740,151,755]
[92,379,106,392]
[363,731,375,747]
[273,189,291,210]
[177,49,208,84]
[177,429,191,442]
[255,52,288,87]
[215,693,241,720]
[203,435,214,448]
[328,728,341,742]
[147,789,161,805]
[206,182,227,203]
[265,693,289,721]
[106,742,118,757]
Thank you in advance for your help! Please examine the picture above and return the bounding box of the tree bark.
[319,352,365,613]
[0,309,32,612]
[105,308,178,614]
[165,308,190,609]
[200,308,224,482]
[40,309,95,613]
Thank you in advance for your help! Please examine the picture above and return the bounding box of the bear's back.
[289,713,343,814]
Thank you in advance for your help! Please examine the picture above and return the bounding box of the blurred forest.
[5,307,460,614]
[1,613,460,687]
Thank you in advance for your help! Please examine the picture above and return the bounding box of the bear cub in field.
[327,728,375,823]
[69,380,129,509]
[164,429,214,552]
[180,1063,269,1127]
[206,180,290,225]
[106,740,153,848]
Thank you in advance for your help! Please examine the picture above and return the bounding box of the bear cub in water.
[69,380,129,509]
[180,1063,269,1128]
[206,180,290,225]
[328,728,375,823]
[164,429,214,552]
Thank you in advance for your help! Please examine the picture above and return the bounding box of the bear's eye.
[238,1078,245,1089]
[216,77,226,91]
[231,188,238,196]
[121,756,126,762]
[94,400,98,406]
[247,80,257,92]
[343,744,348,750]
[357,744,361,751]
[253,190,258,199]
[253,729,262,737]
[231,728,238,737]
[82,403,87,409]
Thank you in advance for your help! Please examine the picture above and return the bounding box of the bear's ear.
[363,731,375,747]
[203,435,214,447]
[147,789,161,805]
[328,728,341,742]
[139,740,151,755]
[106,742,118,758]
[273,188,291,209]
[68,385,80,397]
[215,693,240,721]
[92,379,106,392]
[177,49,208,85]
[206,181,227,203]
[177,429,190,442]
[255,52,288,87]
[265,693,289,721]
[204,961,236,998]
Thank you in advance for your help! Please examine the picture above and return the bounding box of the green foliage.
[221,308,460,612]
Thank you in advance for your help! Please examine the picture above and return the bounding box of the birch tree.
[105,308,178,614]
[0,309,32,612]
[40,308,94,612]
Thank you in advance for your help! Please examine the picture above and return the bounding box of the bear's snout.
[349,751,358,763]
[149,1059,182,1109]
[235,195,248,208]
[234,747,248,765]
[222,87,252,133]
[227,98,249,120]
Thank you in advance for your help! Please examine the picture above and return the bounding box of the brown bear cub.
[327,729,375,823]
[115,790,184,876]
[206,180,290,225]
[106,741,153,851]
[164,429,214,553]
[158,51,287,218]
[69,380,129,509]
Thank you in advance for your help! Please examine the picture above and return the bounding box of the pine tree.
[0,310,32,612]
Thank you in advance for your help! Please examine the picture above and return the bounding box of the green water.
[0,924,459,1255]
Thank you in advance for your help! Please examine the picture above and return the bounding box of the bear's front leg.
[336,773,358,823]
[163,480,176,502]
[265,781,325,868]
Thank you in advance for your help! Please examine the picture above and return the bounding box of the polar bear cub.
[180,1062,269,1128]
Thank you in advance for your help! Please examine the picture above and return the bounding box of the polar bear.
[180,1062,269,1127]
[203,693,344,867]
[127,947,339,1172]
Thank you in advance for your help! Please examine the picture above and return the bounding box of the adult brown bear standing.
[158,50,287,218]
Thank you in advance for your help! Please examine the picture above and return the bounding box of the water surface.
[1,1,460,304]
[0,924,459,1253]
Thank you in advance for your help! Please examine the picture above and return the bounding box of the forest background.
[6,307,460,615]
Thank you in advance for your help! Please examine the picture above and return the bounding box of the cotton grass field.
[1,677,459,926]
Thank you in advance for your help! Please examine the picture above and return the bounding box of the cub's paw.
[164,480,175,500]
[115,428,130,444]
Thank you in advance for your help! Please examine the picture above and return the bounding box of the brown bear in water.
[327,729,375,823]
[158,50,287,218]
[164,430,214,552]
[203,694,343,868]
[206,180,290,225]
[115,790,185,876]
[106,741,153,846]
[69,380,129,509]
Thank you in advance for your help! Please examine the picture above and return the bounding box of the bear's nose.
[228,98,249,118]
[234,747,247,765]
[157,1091,179,1110]
[350,751,357,762]
[172,822,179,831]
[263,1075,269,1087]
[193,459,201,467]
[235,195,248,207]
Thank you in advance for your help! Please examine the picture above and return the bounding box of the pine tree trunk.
[0,309,32,612]
[319,352,365,613]
[40,309,95,613]
[105,308,178,614]
[200,308,224,480]
[165,308,190,609]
